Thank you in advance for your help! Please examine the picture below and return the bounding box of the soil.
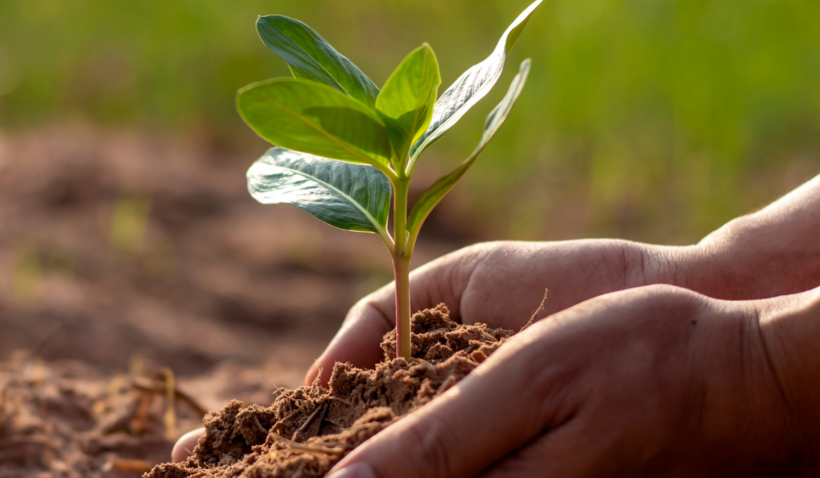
[147,305,514,478]
[0,125,474,475]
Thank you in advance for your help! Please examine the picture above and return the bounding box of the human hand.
[170,240,692,463]
[306,240,696,385]
[327,285,818,477]
[309,172,820,387]
[175,175,820,462]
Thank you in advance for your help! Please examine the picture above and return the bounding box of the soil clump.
[148,305,514,478]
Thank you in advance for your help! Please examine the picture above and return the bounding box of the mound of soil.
[148,305,514,478]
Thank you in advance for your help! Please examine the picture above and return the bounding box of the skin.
[173,175,820,474]
[328,286,820,477]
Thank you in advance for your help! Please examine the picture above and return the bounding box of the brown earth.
[147,305,514,478]
[0,350,302,478]
[0,124,471,475]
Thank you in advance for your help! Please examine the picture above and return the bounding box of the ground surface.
[0,125,464,475]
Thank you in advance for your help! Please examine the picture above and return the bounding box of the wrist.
[663,212,820,300]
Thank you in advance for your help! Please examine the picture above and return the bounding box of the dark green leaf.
[408,60,531,236]
[237,78,393,168]
[376,44,441,164]
[247,147,392,238]
[257,15,380,107]
[407,0,542,168]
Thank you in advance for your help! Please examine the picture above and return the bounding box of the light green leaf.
[257,15,380,108]
[247,147,392,241]
[237,78,393,168]
[407,0,542,170]
[376,44,441,165]
[407,60,531,237]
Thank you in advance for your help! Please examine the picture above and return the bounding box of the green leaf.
[407,60,531,237]
[247,147,392,240]
[376,44,441,165]
[407,0,542,169]
[257,15,380,108]
[237,78,393,168]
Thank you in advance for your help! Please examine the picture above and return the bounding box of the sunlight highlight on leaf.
[407,0,542,172]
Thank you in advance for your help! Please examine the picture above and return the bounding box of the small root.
[294,401,328,437]
[521,288,549,331]
[317,440,354,450]
[436,374,457,395]
[254,416,346,456]
[254,415,268,435]
[327,396,352,407]
[271,408,301,433]
[270,432,346,455]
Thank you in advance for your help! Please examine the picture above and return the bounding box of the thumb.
[305,246,485,386]
[305,297,393,386]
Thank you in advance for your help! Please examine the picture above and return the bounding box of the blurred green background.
[2,0,820,244]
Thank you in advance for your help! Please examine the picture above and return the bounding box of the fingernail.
[327,463,375,478]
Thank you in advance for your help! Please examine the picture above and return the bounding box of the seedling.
[240,1,541,360]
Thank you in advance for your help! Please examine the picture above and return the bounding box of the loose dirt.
[147,305,514,478]
[0,125,478,476]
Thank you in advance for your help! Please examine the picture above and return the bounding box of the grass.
[2,0,819,244]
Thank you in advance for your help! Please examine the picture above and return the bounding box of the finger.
[172,427,204,463]
[476,398,677,478]
[475,422,601,478]
[327,320,579,478]
[305,246,487,385]
[305,299,393,386]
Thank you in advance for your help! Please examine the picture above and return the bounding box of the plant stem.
[392,255,412,361]
[392,177,412,361]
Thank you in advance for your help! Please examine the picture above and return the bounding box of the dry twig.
[102,457,154,473]
[254,416,348,455]
[132,391,153,435]
[162,368,176,440]
[130,377,208,418]
[295,401,328,436]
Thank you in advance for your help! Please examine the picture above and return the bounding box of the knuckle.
[631,284,708,320]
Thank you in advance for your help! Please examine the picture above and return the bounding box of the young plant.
[240,1,541,360]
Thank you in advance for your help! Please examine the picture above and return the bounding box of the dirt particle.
[148,305,512,478]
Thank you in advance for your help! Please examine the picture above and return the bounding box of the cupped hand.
[306,240,694,385]
[327,285,812,478]
[173,240,693,463]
